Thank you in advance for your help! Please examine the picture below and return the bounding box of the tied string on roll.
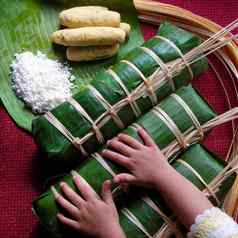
[106,68,142,118]
[92,153,117,178]
[171,94,204,139]
[44,112,88,156]
[142,197,183,238]
[120,60,158,106]
[44,33,195,155]
[92,153,128,195]
[152,107,189,150]
[67,97,104,145]
[162,108,238,159]
[88,85,125,129]
[153,35,194,80]
[176,159,220,205]
[139,46,175,91]
[203,158,238,196]
[121,208,154,238]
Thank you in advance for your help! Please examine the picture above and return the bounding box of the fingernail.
[60,182,65,187]
[51,186,60,199]
[112,178,118,184]
[71,170,84,182]
[105,179,111,185]
[71,170,79,179]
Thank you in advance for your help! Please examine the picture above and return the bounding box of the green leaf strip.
[154,35,194,79]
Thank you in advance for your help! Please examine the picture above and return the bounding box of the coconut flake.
[11,51,74,114]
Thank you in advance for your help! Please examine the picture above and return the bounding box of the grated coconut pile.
[11,51,75,114]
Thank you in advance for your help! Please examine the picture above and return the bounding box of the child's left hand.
[51,171,126,238]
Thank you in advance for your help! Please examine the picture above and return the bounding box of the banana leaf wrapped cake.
[32,22,208,165]
[118,144,235,238]
[32,85,236,237]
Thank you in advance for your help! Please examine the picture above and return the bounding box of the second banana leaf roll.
[32,22,208,165]
[119,144,235,238]
[32,85,224,237]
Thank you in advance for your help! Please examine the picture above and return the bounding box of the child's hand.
[52,172,125,238]
[102,128,172,188]
[103,129,213,229]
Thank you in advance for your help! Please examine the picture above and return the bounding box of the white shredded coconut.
[11,51,75,114]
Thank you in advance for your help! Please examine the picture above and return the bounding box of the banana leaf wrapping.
[32,22,208,165]
[32,85,230,237]
[119,144,235,238]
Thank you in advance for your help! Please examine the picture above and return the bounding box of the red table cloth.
[0,1,238,237]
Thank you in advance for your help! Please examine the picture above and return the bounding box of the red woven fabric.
[0,1,237,237]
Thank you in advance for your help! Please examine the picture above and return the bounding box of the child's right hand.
[102,128,172,188]
[102,128,213,230]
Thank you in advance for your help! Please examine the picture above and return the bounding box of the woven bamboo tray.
[134,0,238,219]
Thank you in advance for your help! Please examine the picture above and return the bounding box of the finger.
[51,186,79,218]
[71,171,99,201]
[137,128,156,147]
[57,213,79,230]
[117,133,142,149]
[107,139,134,156]
[102,149,131,168]
[113,173,137,185]
[60,182,84,208]
[101,180,113,204]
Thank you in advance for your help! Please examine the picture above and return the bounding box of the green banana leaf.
[120,144,235,238]
[0,0,143,131]
[32,22,208,165]
[33,85,221,237]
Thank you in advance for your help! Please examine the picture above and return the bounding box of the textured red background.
[0,1,238,238]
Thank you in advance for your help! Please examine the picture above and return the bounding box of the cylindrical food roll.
[52,27,126,46]
[59,8,120,28]
[66,44,120,61]
[119,22,131,38]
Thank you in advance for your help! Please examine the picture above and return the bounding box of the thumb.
[114,173,137,185]
[101,180,114,204]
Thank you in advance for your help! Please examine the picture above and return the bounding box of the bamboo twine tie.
[129,122,143,133]
[154,223,174,238]
[153,107,188,149]
[139,46,175,91]
[176,159,220,205]
[88,85,125,129]
[121,60,158,105]
[161,108,238,161]
[204,158,238,196]
[44,112,88,156]
[92,153,117,178]
[154,35,194,79]
[92,153,125,195]
[107,68,142,117]
[67,97,104,144]
[171,94,204,139]
[121,208,153,238]
[142,196,183,237]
